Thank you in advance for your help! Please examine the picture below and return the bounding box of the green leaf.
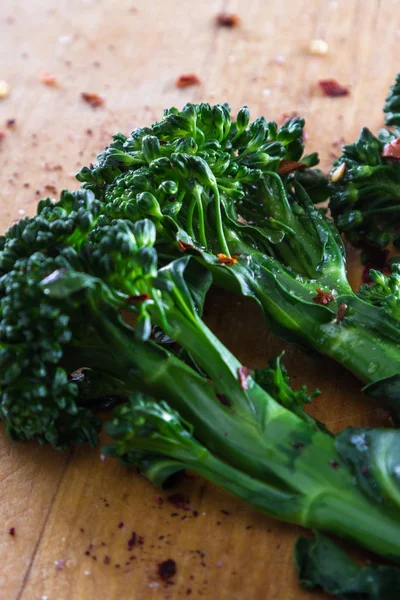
[295,532,400,599]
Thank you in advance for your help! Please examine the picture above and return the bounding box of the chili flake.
[40,72,57,86]
[178,240,194,252]
[217,253,237,265]
[336,303,347,324]
[81,92,104,108]
[382,138,400,159]
[216,13,240,27]
[319,79,350,97]
[312,289,335,305]
[277,160,307,175]
[158,558,177,581]
[176,74,201,88]
[127,294,150,305]
[238,366,252,390]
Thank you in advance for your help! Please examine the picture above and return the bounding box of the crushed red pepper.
[40,72,57,86]
[127,294,150,305]
[336,303,347,324]
[319,79,350,97]
[217,253,237,265]
[216,13,240,27]
[312,288,335,305]
[382,138,400,159]
[178,240,194,252]
[8,527,15,536]
[6,118,15,128]
[158,558,177,581]
[176,74,201,88]
[277,160,307,175]
[81,92,104,108]
[238,366,252,390]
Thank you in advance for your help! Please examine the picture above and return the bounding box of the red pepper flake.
[81,92,104,108]
[158,558,177,581]
[217,253,237,265]
[186,589,192,596]
[220,509,230,515]
[156,496,163,506]
[382,138,400,159]
[104,555,111,565]
[178,240,194,252]
[44,184,57,195]
[312,289,335,305]
[336,303,347,324]
[329,460,340,470]
[86,128,93,136]
[216,13,240,27]
[6,118,15,128]
[118,521,124,529]
[319,79,350,97]
[238,366,252,390]
[127,294,149,305]
[176,74,201,88]
[127,532,136,548]
[40,72,57,86]
[8,527,15,536]
[216,393,231,407]
[168,493,191,510]
[277,160,307,175]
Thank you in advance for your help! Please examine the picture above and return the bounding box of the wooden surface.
[0,1,399,598]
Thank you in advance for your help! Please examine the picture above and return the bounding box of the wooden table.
[0,1,398,598]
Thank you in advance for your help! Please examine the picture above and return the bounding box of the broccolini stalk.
[77,103,400,416]
[328,72,400,251]
[104,392,400,561]
[3,205,400,565]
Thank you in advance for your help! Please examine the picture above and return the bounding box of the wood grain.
[0,0,398,598]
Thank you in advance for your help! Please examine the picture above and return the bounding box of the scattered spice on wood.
[158,558,177,581]
[312,289,335,305]
[319,79,350,97]
[155,496,163,506]
[8,527,15,536]
[40,72,57,86]
[118,521,124,529]
[216,13,240,27]
[127,531,137,550]
[382,138,400,159]
[277,160,307,175]
[168,493,191,510]
[176,74,201,88]
[81,92,104,108]
[104,555,111,565]
[217,253,237,265]
[44,184,58,195]
[220,509,230,516]
[238,366,252,390]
